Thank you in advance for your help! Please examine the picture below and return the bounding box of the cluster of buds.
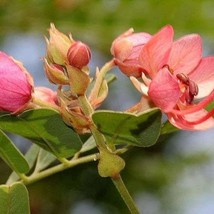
[44,24,95,134]
[0,24,109,134]
[44,23,91,89]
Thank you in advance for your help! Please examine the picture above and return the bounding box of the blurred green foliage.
[1,0,214,53]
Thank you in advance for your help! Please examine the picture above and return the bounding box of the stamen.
[176,73,199,104]
[163,64,174,74]
[172,89,214,115]
[189,80,199,96]
[176,73,189,84]
[185,91,194,104]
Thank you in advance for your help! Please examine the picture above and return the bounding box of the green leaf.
[0,182,30,214]
[34,148,57,173]
[98,150,125,178]
[7,145,56,184]
[161,120,179,135]
[206,100,214,112]
[105,73,117,84]
[0,109,82,158]
[80,136,96,153]
[157,120,179,144]
[0,130,29,174]
[92,108,162,147]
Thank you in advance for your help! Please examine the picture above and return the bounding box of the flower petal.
[168,109,214,130]
[148,67,181,112]
[139,25,174,78]
[189,56,214,98]
[0,52,33,112]
[168,34,202,75]
[130,76,149,95]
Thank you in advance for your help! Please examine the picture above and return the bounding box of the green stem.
[22,153,99,185]
[89,60,115,102]
[78,95,108,151]
[78,91,139,213]
[31,96,60,111]
[112,175,140,214]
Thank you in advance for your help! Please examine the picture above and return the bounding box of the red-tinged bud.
[46,23,73,65]
[44,59,69,85]
[67,41,91,69]
[0,51,33,113]
[111,28,152,77]
[34,87,58,105]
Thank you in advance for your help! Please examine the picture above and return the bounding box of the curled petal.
[114,59,144,77]
[130,76,148,95]
[172,90,214,116]
[189,56,214,98]
[110,28,151,60]
[111,30,151,77]
[139,25,174,78]
[168,34,202,75]
[168,109,214,130]
[148,67,181,112]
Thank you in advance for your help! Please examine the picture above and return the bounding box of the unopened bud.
[44,59,69,85]
[0,51,33,113]
[110,28,151,77]
[46,23,73,64]
[67,41,91,69]
[34,87,58,105]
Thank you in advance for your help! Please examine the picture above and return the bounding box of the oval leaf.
[34,148,57,173]
[0,182,30,214]
[0,109,82,158]
[92,108,162,147]
[80,136,96,153]
[7,145,56,184]
[0,130,29,174]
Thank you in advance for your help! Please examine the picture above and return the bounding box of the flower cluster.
[0,24,213,132]
[44,23,94,133]
[0,24,111,134]
[111,25,214,130]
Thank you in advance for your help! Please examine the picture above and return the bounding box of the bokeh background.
[1,0,214,213]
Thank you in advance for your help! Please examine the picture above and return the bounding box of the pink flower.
[111,28,152,77]
[0,51,33,113]
[121,26,214,130]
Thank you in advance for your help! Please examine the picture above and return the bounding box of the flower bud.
[57,89,91,134]
[66,65,90,96]
[34,87,57,105]
[0,51,33,113]
[46,23,73,65]
[44,59,69,85]
[67,41,91,69]
[111,28,152,77]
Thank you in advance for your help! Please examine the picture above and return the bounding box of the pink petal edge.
[139,25,174,78]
